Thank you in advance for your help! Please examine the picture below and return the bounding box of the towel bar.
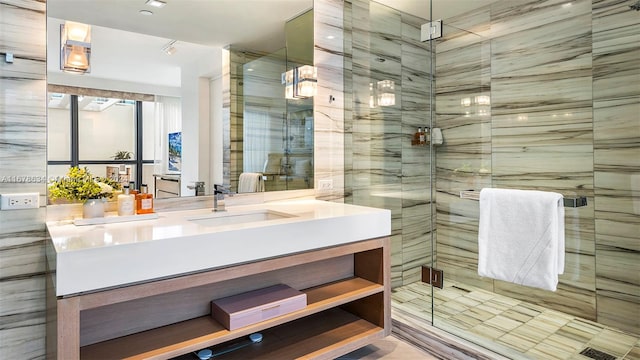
[459,190,587,208]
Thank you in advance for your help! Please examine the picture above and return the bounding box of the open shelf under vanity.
[47,237,391,360]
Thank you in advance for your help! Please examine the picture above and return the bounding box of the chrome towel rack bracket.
[459,190,587,208]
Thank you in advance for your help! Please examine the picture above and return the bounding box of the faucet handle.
[214,184,233,195]
[188,181,206,196]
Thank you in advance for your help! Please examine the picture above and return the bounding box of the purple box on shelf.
[211,284,307,330]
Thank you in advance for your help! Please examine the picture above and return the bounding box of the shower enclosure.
[344,0,639,358]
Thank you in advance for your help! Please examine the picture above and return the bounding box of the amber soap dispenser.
[136,184,154,214]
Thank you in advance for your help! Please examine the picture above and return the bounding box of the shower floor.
[391,281,640,359]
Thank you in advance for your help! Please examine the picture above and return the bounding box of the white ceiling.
[47,0,495,90]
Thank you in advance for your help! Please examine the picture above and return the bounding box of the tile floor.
[392,281,640,360]
[339,335,438,359]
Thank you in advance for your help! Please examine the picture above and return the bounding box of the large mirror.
[46,0,314,199]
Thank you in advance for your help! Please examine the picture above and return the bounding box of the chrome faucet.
[213,184,232,212]
[187,181,205,196]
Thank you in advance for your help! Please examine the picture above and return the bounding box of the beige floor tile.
[496,332,537,353]
[510,324,549,343]
[587,329,638,357]
[338,335,437,360]
[514,302,545,315]
[443,298,473,313]
[408,297,433,309]
[393,281,640,360]
[477,303,507,315]
[456,295,481,308]
[483,299,513,313]
[405,282,432,296]
[469,323,506,341]
[526,346,571,360]
[466,289,496,302]
[543,333,585,354]
[484,315,523,332]
[502,309,534,323]
[448,313,483,330]
[568,318,604,335]
[536,311,572,329]
[391,290,420,303]
[392,302,432,320]
[531,338,575,359]
[624,345,640,360]
[462,307,495,322]
[490,295,521,308]
[556,322,599,345]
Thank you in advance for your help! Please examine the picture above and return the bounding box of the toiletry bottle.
[117,185,135,216]
[413,128,422,145]
[136,184,154,214]
[129,181,139,195]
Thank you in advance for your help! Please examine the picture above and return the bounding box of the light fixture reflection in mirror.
[283,65,317,99]
[60,21,91,74]
[369,80,395,108]
[376,80,395,107]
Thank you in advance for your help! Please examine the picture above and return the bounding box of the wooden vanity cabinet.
[46,237,390,359]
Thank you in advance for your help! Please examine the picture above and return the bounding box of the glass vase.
[83,198,105,218]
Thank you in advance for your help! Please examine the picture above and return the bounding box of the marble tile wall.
[313,0,347,202]
[344,0,433,288]
[433,8,493,292]
[489,0,597,321]
[591,0,640,335]
[0,1,48,358]
[434,0,639,335]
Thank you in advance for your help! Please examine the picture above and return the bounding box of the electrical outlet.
[318,179,333,191]
[0,193,40,210]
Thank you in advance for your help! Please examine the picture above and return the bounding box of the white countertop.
[46,200,391,296]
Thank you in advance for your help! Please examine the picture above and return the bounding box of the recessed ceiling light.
[145,0,167,8]
[326,35,335,40]
[139,10,153,15]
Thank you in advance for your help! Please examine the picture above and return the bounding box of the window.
[47,93,155,191]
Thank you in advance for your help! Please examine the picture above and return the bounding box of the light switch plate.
[318,179,333,191]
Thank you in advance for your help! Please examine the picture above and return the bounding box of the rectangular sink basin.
[188,209,295,227]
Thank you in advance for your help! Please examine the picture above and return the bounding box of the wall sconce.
[283,65,317,99]
[60,21,91,74]
[377,80,395,107]
[369,80,395,108]
[475,95,491,106]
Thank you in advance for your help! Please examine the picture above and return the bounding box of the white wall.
[210,76,224,188]
[180,47,220,196]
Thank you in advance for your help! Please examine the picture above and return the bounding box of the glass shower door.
[344,0,436,325]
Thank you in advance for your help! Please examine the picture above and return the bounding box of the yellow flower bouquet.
[48,167,121,202]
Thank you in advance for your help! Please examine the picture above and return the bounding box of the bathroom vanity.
[46,200,391,359]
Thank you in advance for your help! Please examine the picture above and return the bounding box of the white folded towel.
[478,188,565,291]
[238,172,265,193]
